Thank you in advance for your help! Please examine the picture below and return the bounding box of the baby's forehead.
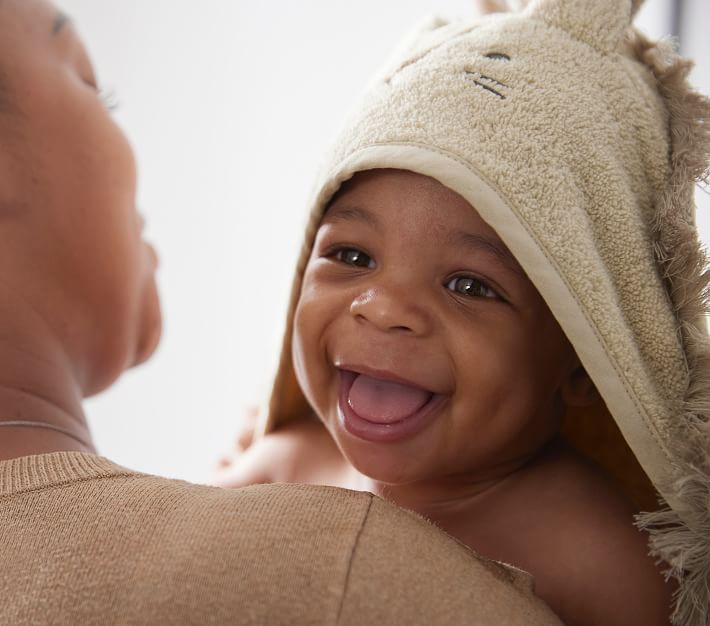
[324,169,508,243]
[322,168,534,284]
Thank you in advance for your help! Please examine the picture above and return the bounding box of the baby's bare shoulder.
[216,417,348,488]
[267,418,347,483]
[513,451,673,626]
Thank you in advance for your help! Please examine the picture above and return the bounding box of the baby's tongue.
[347,374,431,424]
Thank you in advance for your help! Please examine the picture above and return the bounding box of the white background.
[56,0,710,482]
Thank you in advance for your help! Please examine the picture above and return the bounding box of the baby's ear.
[560,365,598,407]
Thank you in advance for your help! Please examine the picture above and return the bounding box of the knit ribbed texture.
[0,451,128,496]
[0,452,562,625]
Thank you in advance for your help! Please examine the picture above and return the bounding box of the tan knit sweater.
[0,452,561,625]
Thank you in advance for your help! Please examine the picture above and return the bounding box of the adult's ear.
[560,364,598,407]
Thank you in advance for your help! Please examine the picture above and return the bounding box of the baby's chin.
[327,428,424,485]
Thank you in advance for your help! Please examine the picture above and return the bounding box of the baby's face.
[293,169,580,484]
[0,1,161,393]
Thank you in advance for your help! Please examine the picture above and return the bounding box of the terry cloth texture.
[258,0,710,624]
[0,451,562,626]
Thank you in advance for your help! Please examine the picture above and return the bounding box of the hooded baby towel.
[258,1,710,623]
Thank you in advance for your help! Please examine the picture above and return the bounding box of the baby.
[215,1,710,625]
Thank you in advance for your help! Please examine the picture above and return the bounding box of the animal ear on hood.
[525,0,643,53]
[475,0,511,14]
[475,0,530,15]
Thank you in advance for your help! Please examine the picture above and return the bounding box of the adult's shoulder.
[340,494,563,626]
[104,474,564,625]
[1,453,564,625]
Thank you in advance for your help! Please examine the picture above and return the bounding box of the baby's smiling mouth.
[344,371,433,424]
[336,367,448,443]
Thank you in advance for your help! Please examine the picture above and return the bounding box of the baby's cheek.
[291,307,309,383]
[291,299,325,412]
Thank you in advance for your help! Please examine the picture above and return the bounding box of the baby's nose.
[349,286,431,336]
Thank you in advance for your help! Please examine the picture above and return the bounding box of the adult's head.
[0,0,161,399]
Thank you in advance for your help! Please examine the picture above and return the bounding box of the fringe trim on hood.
[629,31,710,626]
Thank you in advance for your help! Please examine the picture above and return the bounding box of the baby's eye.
[446,276,497,299]
[334,248,375,269]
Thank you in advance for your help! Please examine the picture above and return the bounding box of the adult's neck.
[0,310,94,461]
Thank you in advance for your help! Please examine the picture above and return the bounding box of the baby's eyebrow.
[450,231,526,278]
[323,205,379,229]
